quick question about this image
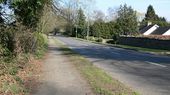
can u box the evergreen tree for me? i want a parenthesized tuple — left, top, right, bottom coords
(141, 5, 169, 27)
(77, 8, 86, 38)
(159, 17, 166, 22)
(116, 4, 138, 35)
(91, 21, 116, 39)
(0, 6, 3, 23)
(11, 0, 49, 29)
(145, 5, 159, 21)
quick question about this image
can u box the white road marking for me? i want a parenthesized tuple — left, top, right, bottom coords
(146, 61, 167, 68)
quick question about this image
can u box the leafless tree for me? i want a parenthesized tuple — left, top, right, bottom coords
(92, 10, 106, 22)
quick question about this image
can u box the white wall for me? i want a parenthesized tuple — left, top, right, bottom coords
(143, 25, 159, 35)
(163, 29, 170, 35)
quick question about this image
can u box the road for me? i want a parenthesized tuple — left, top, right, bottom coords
(56, 35, 170, 95)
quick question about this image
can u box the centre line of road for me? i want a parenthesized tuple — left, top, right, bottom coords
(145, 61, 167, 68)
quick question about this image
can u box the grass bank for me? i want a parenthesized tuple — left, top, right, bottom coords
(73, 37, 170, 56)
(115, 44, 170, 53)
(0, 34, 48, 95)
(53, 37, 139, 95)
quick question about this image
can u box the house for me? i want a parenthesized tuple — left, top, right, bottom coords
(139, 24, 159, 35)
(151, 27, 170, 35)
(140, 24, 170, 36)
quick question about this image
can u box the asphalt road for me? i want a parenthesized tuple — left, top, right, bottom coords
(55, 35, 170, 95)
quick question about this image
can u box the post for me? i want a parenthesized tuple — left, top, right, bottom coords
(76, 25, 78, 38)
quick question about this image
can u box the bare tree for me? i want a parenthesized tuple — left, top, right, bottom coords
(52, 0, 95, 36)
(107, 7, 118, 21)
(92, 10, 106, 22)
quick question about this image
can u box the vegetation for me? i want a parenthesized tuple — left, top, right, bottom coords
(0, 0, 51, 57)
(74, 8, 87, 38)
(141, 5, 170, 27)
(89, 4, 138, 43)
(0, 0, 56, 94)
(116, 44, 170, 53)
(116, 4, 139, 35)
(0, 0, 169, 94)
(91, 21, 115, 39)
(54, 38, 139, 95)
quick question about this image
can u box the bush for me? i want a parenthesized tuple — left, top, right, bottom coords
(88, 36, 96, 41)
(96, 37, 103, 42)
(112, 34, 120, 44)
(0, 26, 15, 56)
(106, 40, 115, 44)
(34, 33, 48, 58)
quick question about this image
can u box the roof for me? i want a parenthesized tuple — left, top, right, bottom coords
(139, 25, 155, 34)
(151, 27, 170, 35)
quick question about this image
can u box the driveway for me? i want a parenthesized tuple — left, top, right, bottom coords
(56, 35, 170, 95)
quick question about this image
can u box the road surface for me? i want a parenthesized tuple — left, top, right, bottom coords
(56, 35, 170, 95)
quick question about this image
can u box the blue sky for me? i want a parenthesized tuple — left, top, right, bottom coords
(95, 0, 170, 21)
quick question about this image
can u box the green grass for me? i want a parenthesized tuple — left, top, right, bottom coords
(53, 38, 140, 95)
(115, 44, 169, 53)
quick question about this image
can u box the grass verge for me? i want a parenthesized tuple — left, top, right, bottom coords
(115, 44, 169, 52)
(53, 37, 139, 95)
(0, 55, 43, 95)
(73, 37, 170, 56)
(0, 34, 48, 95)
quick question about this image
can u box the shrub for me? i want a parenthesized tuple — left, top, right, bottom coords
(112, 34, 120, 44)
(34, 33, 48, 58)
(106, 40, 115, 44)
(96, 37, 103, 42)
(88, 36, 96, 41)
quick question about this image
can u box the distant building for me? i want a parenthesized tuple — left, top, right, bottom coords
(140, 24, 170, 36)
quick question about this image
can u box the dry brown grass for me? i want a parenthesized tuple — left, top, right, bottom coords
(0, 55, 45, 95)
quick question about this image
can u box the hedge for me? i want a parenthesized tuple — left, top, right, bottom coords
(119, 36, 170, 50)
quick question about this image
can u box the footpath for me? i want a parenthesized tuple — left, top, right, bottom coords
(33, 37, 93, 95)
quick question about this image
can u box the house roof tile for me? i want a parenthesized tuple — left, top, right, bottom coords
(139, 25, 155, 34)
(151, 27, 170, 35)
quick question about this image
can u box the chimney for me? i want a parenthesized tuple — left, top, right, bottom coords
(147, 21, 152, 26)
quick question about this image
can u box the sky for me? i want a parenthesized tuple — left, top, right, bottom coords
(95, 0, 170, 21)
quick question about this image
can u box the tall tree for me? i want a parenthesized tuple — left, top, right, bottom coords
(145, 5, 159, 21)
(78, 8, 86, 29)
(0, 6, 3, 23)
(159, 17, 166, 22)
(93, 10, 105, 22)
(77, 8, 86, 38)
(141, 5, 169, 27)
(116, 4, 138, 35)
(11, 0, 50, 29)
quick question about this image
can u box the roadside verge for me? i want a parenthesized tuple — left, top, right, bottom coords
(53, 37, 139, 95)
(72, 37, 170, 56)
